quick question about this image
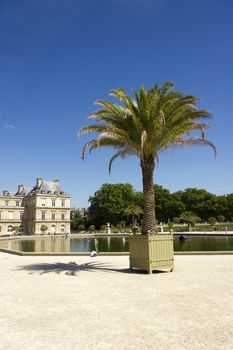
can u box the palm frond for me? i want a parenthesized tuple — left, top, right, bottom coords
(79, 81, 216, 166)
(108, 147, 134, 173)
(165, 137, 217, 157)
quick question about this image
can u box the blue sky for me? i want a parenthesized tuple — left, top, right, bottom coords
(0, 0, 233, 207)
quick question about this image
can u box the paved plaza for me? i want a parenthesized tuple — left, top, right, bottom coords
(1, 253, 233, 350)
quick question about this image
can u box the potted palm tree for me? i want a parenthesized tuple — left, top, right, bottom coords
(79, 81, 216, 273)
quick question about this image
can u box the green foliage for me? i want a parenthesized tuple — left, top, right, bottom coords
(71, 210, 85, 231)
(208, 217, 217, 226)
(217, 215, 225, 223)
(89, 225, 95, 232)
(174, 188, 218, 220)
(79, 82, 216, 234)
(172, 217, 180, 224)
(40, 224, 48, 233)
(179, 211, 200, 231)
(77, 224, 85, 231)
(124, 204, 143, 226)
(100, 224, 107, 232)
(88, 183, 142, 227)
(86, 182, 233, 227)
(224, 194, 233, 221)
(79, 82, 216, 170)
(167, 222, 174, 230)
(155, 185, 185, 222)
(111, 227, 120, 233)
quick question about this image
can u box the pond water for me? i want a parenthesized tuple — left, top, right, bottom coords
(0, 235, 233, 253)
(0, 236, 129, 253)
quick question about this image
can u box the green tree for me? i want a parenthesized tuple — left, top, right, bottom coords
(77, 224, 85, 231)
(208, 217, 217, 226)
(172, 217, 180, 224)
(40, 224, 48, 234)
(100, 224, 107, 233)
(225, 194, 233, 221)
(71, 211, 85, 231)
(174, 188, 218, 220)
(79, 82, 216, 234)
(88, 183, 140, 227)
(89, 225, 95, 232)
(217, 215, 225, 223)
(124, 204, 143, 226)
(179, 211, 200, 231)
(154, 185, 185, 222)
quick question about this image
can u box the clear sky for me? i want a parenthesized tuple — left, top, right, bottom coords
(0, 0, 233, 207)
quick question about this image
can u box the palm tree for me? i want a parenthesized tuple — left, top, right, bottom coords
(179, 211, 200, 231)
(79, 81, 216, 235)
(124, 204, 143, 227)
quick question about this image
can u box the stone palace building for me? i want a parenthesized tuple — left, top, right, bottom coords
(0, 178, 70, 235)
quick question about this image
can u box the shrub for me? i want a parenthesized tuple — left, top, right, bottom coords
(172, 217, 180, 224)
(217, 215, 225, 223)
(111, 227, 120, 233)
(78, 224, 85, 231)
(40, 224, 48, 234)
(100, 224, 107, 233)
(208, 217, 217, 226)
(89, 225, 95, 232)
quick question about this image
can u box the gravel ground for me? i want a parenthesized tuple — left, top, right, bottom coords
(0, 253, 233, 350)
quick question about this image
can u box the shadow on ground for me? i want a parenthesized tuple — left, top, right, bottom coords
(15, 261, 141, 276)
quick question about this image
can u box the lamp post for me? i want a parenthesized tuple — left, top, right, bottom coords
(106, 223, 111, 234)
(160, 222, 164, 233)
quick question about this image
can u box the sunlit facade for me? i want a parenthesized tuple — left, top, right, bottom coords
(0, 178, 70, 235)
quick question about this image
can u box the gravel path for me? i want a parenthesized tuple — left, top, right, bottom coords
(1, 253, 233, 350)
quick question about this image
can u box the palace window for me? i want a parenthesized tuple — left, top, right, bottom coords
(41, 199, 46, 207)
(41, 211, 46, 220)
(20, 212, 23, 220)
(61, 199, 65, 207)
(52, 199, 56, 207)
(7, 225, 13, 233)
(16, 201, 20, 207)
(52, 212, 56, 220)
(8, 212, 13, 220)
(61, 212, 65, 220)
(5, 201, 9, 207)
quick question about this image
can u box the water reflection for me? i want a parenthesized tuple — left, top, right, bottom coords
(174, 235, 233, 251)
(0, 236, 129, 253)
(1, 235, 233, 253)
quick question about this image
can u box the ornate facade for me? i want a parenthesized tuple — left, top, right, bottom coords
(0, 178, 70, 235)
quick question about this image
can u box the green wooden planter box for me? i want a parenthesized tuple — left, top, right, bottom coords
(129, 234, 174, 274)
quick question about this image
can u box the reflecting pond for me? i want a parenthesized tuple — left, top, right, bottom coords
(174, 235, 233, 251)
(0, 235, 233, 253)
(0, 236, 129, 253)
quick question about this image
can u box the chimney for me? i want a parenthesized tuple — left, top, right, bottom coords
(3, 190, 9, 196)
(36, 177, 43, 188)
(53, 179, 60, 185)
(18, 184, 24, 193)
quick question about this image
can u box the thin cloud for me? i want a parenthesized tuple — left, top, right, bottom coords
(4, 123, 16, 129)
(1, 117, 16, 129)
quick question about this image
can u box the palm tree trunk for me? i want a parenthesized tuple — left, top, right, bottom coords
(141, 159, 157, 234)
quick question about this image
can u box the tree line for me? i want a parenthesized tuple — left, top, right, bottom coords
(71, 183, 233, 230)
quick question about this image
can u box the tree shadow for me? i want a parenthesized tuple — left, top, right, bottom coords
(15, 260, 140, 276)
